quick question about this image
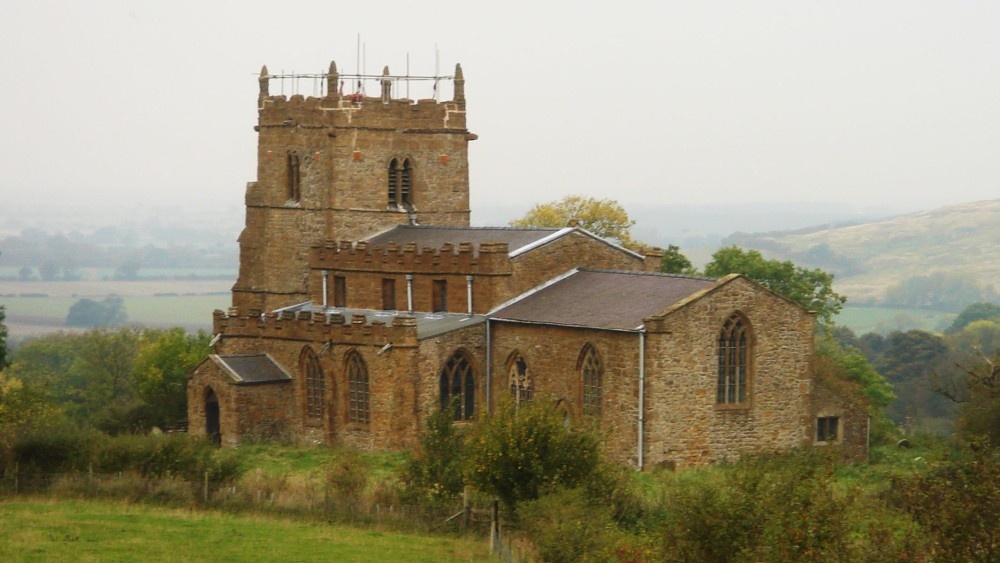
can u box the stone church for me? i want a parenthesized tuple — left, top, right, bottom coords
(187, 60, 867, 468)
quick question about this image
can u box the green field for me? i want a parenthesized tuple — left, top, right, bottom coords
(0, 499, 488, 562)
(1, 294, 229, 330)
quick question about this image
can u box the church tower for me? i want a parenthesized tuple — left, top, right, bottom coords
(232, 61, 476, 313)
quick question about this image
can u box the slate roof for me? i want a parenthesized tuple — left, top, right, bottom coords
(489, 269, 718, 331)
(213, 354, 292, 384)
(364, 225, 560, 255)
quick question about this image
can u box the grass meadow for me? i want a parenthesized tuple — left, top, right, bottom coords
(0, 498, 488, 562)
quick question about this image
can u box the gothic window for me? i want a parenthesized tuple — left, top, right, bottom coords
(346, 351, 370, 425)
(432, 279, 447, 313)
(507, 352, 532, 404)
(381, 278, 396, 310)
(302, 347, 324, 419)
(579, 344, 603, 417)
(717, 313, 751, 405)
(387, 157, 413, 210)
(439, 350, 475, 421)
(287, 152, 301, 202)
(332, 276, 347, 308)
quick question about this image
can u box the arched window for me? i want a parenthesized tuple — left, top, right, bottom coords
(346, 350, 370, 425)
(287, 152, 301, 202)
(717, 313, 751, 404)
(579, 344, 602, 417)
(507, 352, 532, 404)
(439, 350, 475, 420)
(302, 347, 324, 419)
(387, 157, 413, 210)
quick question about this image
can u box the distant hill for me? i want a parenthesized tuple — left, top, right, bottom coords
(722, 200, 1000, 304)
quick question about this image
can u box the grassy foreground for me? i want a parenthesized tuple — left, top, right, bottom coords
(0, 498, 488, 562)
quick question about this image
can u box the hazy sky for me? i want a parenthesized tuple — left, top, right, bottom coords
(3, 1, 998, 220)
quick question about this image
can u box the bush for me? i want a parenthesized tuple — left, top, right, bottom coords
(404, 404, 467, 506)
(465, 401, 600, 510)
(888, 442, 999, 561)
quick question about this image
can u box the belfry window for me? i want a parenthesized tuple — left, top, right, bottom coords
(580, 344, 603, 417)
(439, 350, 475, 421)
(302, 347, 324, 419)
(387, 158, 413, 210)
(287, 153, 301, 202)
(346, 351, 370, 425)
(717, 313, 751, 404)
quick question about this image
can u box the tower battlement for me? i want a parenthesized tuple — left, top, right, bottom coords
(212, 308, 420, 346)
(310, 240, 511, 275)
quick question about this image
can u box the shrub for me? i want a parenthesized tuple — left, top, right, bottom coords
(465, 401, 600, 510)
(888, 441, 999, 561)
(404, 404, 467, 506)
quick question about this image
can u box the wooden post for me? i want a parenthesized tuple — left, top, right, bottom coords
(13, 462, 18, 495)
(203, 471, 209, 503)
(489, 499, 500, 554)
(462, 486, 471, 532)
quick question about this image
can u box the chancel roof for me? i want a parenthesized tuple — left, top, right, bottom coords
(489, 269, 718, 331)
(213, 354, 293, 384)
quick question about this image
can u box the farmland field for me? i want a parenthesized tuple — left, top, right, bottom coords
(0, 499, 488, 562)
(0, 279, 232, 339)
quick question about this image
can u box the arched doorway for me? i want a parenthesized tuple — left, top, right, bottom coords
(205, 387, 221, 446)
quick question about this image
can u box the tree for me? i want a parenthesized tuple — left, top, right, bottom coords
(465, 401, 600, 509)
(509, 195, 636, 246)
(66, 295, 127, 327)
(660, 244, 696, 275)
(815, 334, 895, 412)
(703, 246, 846, 326)
(946, 302, 1000, 334)
(129, 328, 211, 428)
(0, 305, 8, 370)
(113, 257, 142, 280)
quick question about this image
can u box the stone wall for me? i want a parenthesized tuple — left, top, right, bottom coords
(489, 323, 643, 466)
(643, 277, 815, 468)
(811, 377, 870, 462)
(233, 63, 475, 313)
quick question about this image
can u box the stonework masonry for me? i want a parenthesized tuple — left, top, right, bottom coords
(188, 58, 868, 467)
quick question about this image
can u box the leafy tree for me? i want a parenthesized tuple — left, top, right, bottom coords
(0, 372, 60, 426)
(871, 330, 952, 427)
(659, 244, 696, 275)
(66, 295, 127, 327)
(129, 328, 211, 428)
(703, 246, 846, 326)
(815, 334, 895, 412)
(465, 401, 600, 510)
(946, 302, 1000, 334)
(509, 195, 636, 246)
(0, 305, 8, 370)
(38, 261, 60, 281)
(17, 266, 34, 281)
(114, 257, 142, 280)
(404, 402, 467, 505)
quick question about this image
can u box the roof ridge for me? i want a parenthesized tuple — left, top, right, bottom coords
(577, 267, 717, 282)
(395, 224, 560, 232)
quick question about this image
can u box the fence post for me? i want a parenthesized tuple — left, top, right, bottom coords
(203, 471, 209, 503)
(462, 486, 471, 532)
(88, 463, 93, 495)
(489, 499, 499, 555)
(14, 462, 18, 495)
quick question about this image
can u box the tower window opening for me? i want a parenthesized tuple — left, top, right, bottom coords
(287, 153, 301, 202)
(387, 158, 413, 210)
(388, 159, 399, 207)
(400, 159, 412, 207)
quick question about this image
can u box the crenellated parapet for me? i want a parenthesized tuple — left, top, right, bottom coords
(256, 61, 468, 132)
(309, 240, 513, 276)
(212, 308, 420, 347)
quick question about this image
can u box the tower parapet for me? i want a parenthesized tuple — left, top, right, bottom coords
(233, 59, 476, 314)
